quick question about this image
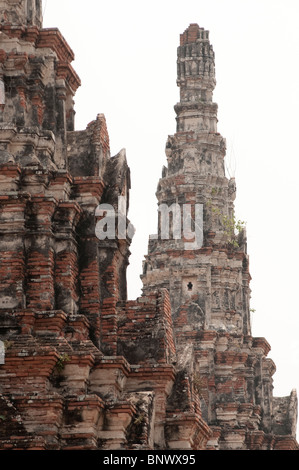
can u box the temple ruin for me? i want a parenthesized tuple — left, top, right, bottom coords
(0, 1, 297, 450)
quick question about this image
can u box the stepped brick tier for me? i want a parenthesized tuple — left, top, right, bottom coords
(0, 3, 297, 450)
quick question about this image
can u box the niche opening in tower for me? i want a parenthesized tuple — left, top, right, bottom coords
(187, 282, 193, 292)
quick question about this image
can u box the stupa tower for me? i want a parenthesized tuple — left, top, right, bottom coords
(141, 24, 298, 449)
(142, 23, 249, 337)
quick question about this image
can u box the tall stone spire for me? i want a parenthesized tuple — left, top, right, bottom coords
(141, 24, 298, 448)
(142, 23, 244, 335)
(0, 0, 43, 28)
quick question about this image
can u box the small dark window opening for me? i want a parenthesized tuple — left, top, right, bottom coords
(187, 282, 193, 291)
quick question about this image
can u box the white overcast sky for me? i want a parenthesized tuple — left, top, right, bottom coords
(44, 0, 299, 419)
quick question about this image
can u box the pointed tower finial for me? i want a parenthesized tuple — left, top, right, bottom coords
(175, 23, 217, 136)
(180, 23, 209, 46)
(0, 0, 43, 28)
(177, 23, 216, 106)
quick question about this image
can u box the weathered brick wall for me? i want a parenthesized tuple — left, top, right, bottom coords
(117, 290, 176, 366)
(0, 4, 214, 451)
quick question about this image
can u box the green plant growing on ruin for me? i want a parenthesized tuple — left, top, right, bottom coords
(55, 353, 70, 373)
(207, 200, 246, 248)
(133, 413, 146, 426)
(4, 340, 13, 351)
(221, 214, 246, 248)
